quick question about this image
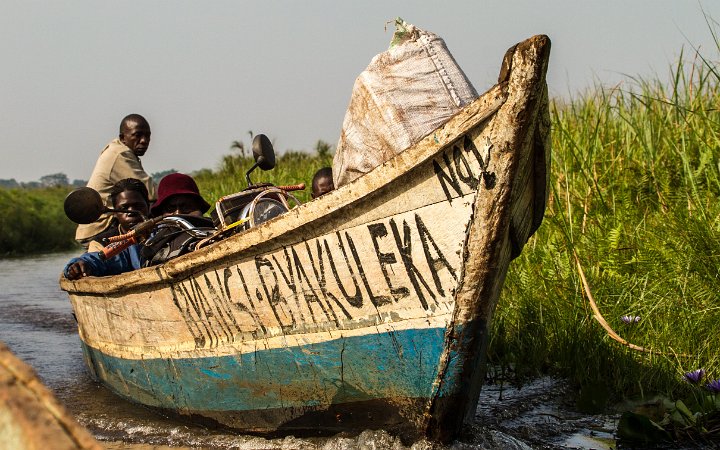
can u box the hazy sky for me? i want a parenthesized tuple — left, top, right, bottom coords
(2, 1, 718, 183)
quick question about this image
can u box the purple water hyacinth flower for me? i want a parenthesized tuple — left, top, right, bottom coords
(620, 315, 641, 324)
(684, 369, 706, 384)
(706, 379, 720, 394)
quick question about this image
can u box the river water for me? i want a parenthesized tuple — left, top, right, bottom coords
(0, 252, 617, 449)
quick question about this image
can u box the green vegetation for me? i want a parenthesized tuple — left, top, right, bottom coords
(488, 43, 720, 438)
(194, 140, 334, 204)
(0, 187, 77, 255)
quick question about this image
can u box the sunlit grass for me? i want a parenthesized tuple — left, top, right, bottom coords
(492, 44, 720, 403)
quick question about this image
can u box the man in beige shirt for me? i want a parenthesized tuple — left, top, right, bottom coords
(75, 114, 158, 247)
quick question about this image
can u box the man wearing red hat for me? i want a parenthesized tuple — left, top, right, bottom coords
(150, 172, 211, 218)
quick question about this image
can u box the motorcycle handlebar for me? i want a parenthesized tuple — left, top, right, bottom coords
(100, 236, 137, 260)
(276, 183, 305, 192)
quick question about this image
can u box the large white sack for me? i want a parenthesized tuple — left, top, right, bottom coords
(333, 19, 479, 187)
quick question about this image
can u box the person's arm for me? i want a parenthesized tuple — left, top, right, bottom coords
(63, 253, 107, 280)
(63, 245, 143, 279)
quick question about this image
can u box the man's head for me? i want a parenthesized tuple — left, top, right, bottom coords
(312, 167, 334, 199)
(151, 173, 211, 218)
(119, 114, 151, 157)
(109, 178, 150, 232)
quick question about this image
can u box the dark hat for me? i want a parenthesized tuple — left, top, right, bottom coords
(150, 173, 211, 216)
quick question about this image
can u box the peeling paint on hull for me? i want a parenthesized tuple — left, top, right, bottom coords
(81, 326, 448, 434)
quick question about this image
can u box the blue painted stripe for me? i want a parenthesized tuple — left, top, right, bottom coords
(82, 326, 450, 412)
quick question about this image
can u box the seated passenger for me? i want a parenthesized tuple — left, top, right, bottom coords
(64, 174, 214, 279)
(151, 172, 211, 218)
(88, 179, 151, 252)
(141, 173, 214, 266)
(64, 178, 151, 280)
(75, 114, 157, 249)
(311, 167, 335, 199)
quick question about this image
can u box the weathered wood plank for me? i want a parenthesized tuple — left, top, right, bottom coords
(423, 34, 551, 441)
(0, 342, 102, 450)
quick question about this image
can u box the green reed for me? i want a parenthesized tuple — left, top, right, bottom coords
(490, 47, 720, 403)
(0, 187, 77, 255)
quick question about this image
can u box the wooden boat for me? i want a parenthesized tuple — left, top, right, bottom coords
(60, 34, 551, 443)
(0, 342, 102, 449)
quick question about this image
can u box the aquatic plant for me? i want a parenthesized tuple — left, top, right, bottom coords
(706, 380, 720, 394)
(685, 369, 706, 384)
(620, 315, 641, 325)
(618, 374, 720, 445)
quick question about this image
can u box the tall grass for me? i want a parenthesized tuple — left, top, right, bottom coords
(0, 187, 77, 255)
(195, 146, 334, 204)
(491, 47, 720, 402)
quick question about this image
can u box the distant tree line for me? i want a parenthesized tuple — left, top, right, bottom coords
(0, 169, 179, 190)
(0, 173, 86, 190)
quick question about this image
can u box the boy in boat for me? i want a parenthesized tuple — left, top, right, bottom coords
(311, 167, 334, 199)
(75, 114, 157, 249)
(64, 178, 151, 280)
(87, 179, 151, 252)
(64, 173, 213, 279)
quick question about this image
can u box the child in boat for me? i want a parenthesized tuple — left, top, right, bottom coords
(64, 173, 214, 279)
(87, 179, 151, 252)
(64, 178, 150, 280)
(311, 167, 334, 199)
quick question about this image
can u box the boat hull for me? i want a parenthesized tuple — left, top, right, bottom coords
(81, 323, 451, 435)
(62, 34, 551, 442)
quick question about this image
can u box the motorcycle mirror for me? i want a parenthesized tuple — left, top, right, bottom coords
(64, 187, 105, 224)
(246, 134, 277, 186)
(64, 187, 149, 224)
(252, 134, 276, 171)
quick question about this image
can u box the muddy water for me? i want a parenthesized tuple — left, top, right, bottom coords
(0, 252, 617, 449)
